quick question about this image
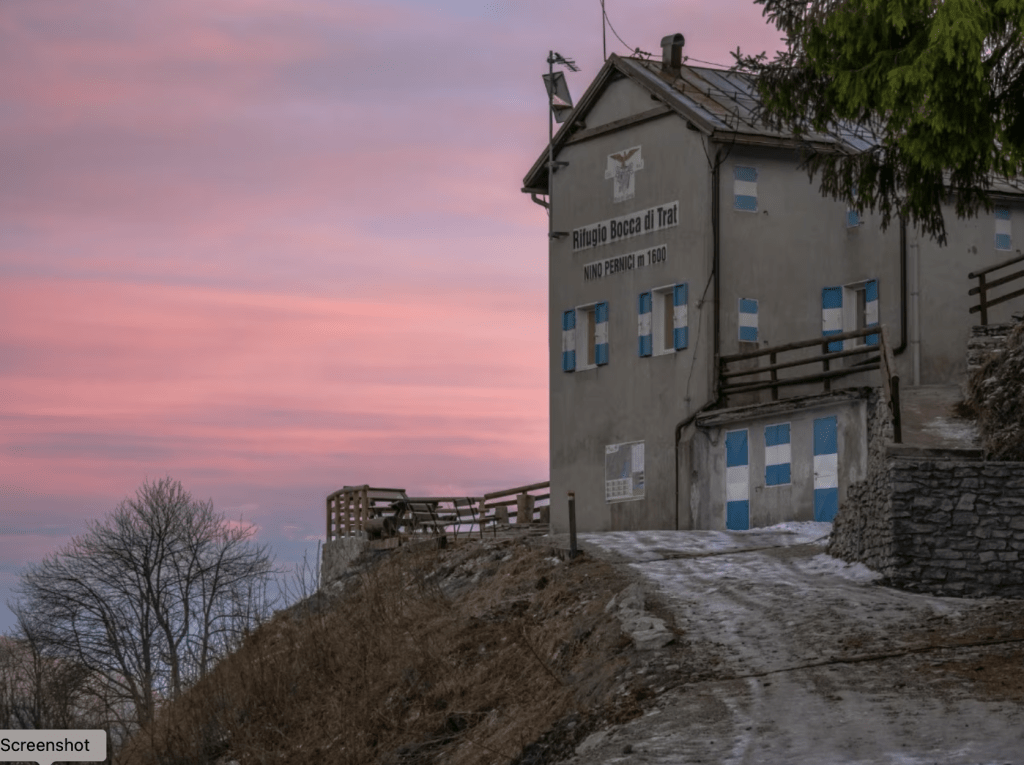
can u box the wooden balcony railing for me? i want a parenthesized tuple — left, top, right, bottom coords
(969, 251, 1024, 325)
(719, 324, 901, 442)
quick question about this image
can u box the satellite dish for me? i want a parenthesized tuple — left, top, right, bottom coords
(543, 71, 574, 123)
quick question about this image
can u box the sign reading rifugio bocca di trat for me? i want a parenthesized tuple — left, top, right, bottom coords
(571, 201, 679, 252)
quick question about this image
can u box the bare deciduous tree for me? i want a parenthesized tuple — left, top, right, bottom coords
(12, 477, 276, 729)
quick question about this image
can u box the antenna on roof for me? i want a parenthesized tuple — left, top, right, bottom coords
(543, 51, 580, 240)
(601, 0, 607, 61)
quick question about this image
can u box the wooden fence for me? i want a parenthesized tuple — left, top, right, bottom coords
(969, 251, 1024, 325)
(325, 482, 550, 543)
(720, 323, 901, 442)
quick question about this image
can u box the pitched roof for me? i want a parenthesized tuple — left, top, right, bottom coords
(522, 54, 879, 194)
(523, 53, 1024, 200)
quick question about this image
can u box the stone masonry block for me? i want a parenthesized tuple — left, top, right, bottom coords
(955, 493, 977, 511)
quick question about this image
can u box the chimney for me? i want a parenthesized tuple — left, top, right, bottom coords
(660, 33, 685, 74)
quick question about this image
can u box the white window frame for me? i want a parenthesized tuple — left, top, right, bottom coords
(575, 303, 598, 371)
(651, 284, 676, 356)
(842, 281, 871, 347)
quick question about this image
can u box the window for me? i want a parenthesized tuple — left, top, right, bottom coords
(564, 302, 608, 372)
(644, 283, 689, 356)
(996, 207, 1012, 251)
(734, 166, 757, 212)
(764, 423, 791, 486)
(739, 298, 758, 343)
(846, 187, 861, 228)
(822, 280, 878, 351)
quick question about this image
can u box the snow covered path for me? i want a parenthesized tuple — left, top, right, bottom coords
(563, 524, 1024, 765)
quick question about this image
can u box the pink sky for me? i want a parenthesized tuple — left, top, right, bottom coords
(0, 0, 784, 630)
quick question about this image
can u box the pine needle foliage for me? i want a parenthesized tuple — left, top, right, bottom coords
(733, 0, 1024, 244)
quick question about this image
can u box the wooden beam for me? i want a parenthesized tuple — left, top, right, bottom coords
(564, 105, 672, 146)
(721, 343, 877, 379)
(720, 362, 880, 396)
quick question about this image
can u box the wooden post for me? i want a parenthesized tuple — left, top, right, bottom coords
(516, 493, 535, 524)
(361, 486, 369, 533)
(978, 273, 989, 326)
(769, 351, 779, 401)
(822, 341, 831, 392)
(568, 491, 578, 560)
(891, 376, 902, 444)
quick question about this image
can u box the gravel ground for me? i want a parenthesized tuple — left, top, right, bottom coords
(555, 524, 1024, 765)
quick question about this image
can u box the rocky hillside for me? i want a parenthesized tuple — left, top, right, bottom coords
(116, 537, 686, 765)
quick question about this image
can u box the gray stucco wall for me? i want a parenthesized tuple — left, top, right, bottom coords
(541, 66, 1024, 534)
(548, 77, 713, 533)
(914, 210, 1024, 384)
(689, 390, 869, 530)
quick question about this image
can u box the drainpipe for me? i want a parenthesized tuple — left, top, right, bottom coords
(674, 401, 719, 531)
(895, 215, 908, 355)
(674, 148, 723, 531)
(911, 230, 922, 385)
(712, 147, 722, 393)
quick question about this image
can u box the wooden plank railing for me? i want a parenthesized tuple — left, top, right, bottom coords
(969, 251, 1024, 325)
(720, 326, 882, 400)
(479, 481, 551, 537)
(719, 324, 901, 443)
(326, 482, 551, 542)
(877, 324, 902, 443)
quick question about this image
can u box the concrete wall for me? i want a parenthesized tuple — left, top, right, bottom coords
(914, 208, 1024, 385)
(543, 64, 1024, 534)
(548, 76, 713, 533)
(689, 390, 869, 530)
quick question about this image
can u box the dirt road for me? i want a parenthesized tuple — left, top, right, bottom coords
(563, 524, 1024, 765)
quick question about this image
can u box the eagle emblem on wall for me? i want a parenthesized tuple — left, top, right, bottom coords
(605, 146, 644, 203)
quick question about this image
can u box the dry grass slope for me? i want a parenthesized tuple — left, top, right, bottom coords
(117, 538, 676, 765)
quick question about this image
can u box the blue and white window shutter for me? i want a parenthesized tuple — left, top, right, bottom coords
(865, 280, 879, 346)
(764, 423, 791, 486)
(725, 429, 750, 530)
(996, 207, 1012, 251)
(813, 416, 839, 522)
(638, 292, 652, 357)
(673, 283, 689, 350)
(738, 298, 758, 342)
(561, 309, 576, 372)
(822, 287, 843, 352)
(734, 166, 758, 212)
(595, 301, 609, 366)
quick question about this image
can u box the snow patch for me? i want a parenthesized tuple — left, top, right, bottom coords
(794, 553, 884, 583)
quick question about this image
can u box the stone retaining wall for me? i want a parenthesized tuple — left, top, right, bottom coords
(966, 323, 1015, 375)
(826, 389, 895, 572)
(829, 387, 1024, 598)
(320, 535, 369, 585)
